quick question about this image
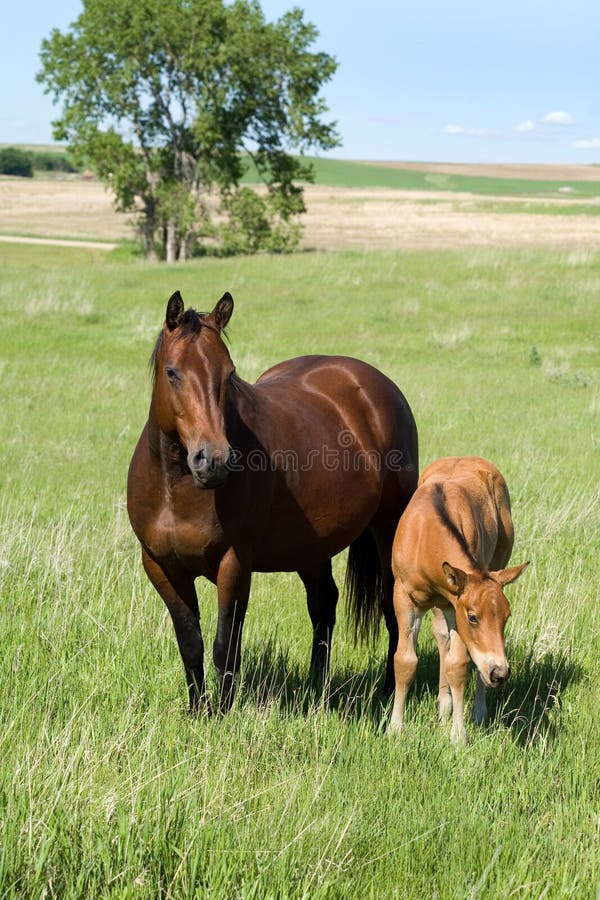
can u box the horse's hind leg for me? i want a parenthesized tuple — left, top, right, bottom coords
(481, 481, 513, 725)
(490, 474, 514, 571)
(142, 549, 208, 714)
(369, 521, 399, 697)
(381, 572, 398, 697)
(299, 562, 339, 685)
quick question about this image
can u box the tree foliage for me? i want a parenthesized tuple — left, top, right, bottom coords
(0, 148, 34, 177)
(38, 0, 339, 260)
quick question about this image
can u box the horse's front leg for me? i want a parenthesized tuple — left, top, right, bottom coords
(213, 549, 251, 713)
(440, 606, 470, 745)
(142, 548, 209, 714)
(390, 581, 423, 733)
(435, 607, 487, 726)
(432, 606, 453, 722)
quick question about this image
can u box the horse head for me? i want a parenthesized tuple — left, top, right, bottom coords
(151, 290, 235, 488)
(442, 561, 529, 687)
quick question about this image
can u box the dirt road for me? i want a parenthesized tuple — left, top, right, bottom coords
(0, 235, 118, 250)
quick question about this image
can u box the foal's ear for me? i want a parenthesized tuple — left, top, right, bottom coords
(211, 292, 234, 331)
(491, 561, 529, 587)
(442, 562, 467, 595)
(166, 291, 184, 331)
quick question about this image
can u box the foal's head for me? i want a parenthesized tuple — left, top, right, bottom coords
(151, 290, 235, 488)
(442, 561, 529, 687)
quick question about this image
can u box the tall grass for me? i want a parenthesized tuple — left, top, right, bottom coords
(0, 246, 598, 897)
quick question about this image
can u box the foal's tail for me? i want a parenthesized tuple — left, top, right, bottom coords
(345, 528, 384, 645)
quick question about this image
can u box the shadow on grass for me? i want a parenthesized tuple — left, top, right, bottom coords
(239, 638, 441, 728)
(239, 637, 379, 724)
(238, 635, 584, 747)
(493, 646, 585, 748)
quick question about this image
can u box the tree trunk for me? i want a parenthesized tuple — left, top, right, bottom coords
(166, 219, 177, 264)
(178, 231, 192, 261)
(140, 195, 158, 260)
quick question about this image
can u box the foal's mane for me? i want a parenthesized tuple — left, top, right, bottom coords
(149, 308, 228, 380)
(432, 482, 482, 572)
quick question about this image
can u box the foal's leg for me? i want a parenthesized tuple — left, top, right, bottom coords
(299, 562, 339, 685)
(390, 581, 423, 733)
(213, 549, 251, 713)
(432, 606, 453, 722)
(440, 606, 470, 745)
(142, 549, 209, 714)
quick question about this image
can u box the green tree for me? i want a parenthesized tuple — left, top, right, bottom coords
(0, 148, 33, 177)
(37, 0, 339, 261)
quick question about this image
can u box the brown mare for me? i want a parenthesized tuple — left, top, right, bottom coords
(390, 457, 528, 743)
(127, 291, 418, 712)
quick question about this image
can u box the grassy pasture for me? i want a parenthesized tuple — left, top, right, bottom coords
(243, 155, 600, 199)
(0, 244, 598, 897)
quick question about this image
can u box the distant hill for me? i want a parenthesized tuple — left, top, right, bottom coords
(5, 144, 599, 198)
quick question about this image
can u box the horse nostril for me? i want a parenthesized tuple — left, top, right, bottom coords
(188, 444, 231, 486)
(189, 447, 208, 473)
(489, 666, 508, 686)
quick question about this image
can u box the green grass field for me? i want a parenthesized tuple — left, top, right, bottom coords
(0, 244, 598, 897)
(243, 155, 600, 199)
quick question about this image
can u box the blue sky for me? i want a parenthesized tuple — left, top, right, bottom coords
(1, 0, 598, 163)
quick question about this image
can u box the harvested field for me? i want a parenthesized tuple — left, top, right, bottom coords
(0, 176, 132, 242)
(301, 186, 600, 250)
(358, 160, 600, 182)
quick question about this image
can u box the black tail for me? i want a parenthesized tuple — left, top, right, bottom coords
(345, 528, 384, 645)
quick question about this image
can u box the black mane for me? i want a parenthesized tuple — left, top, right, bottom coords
(432, 482, 481, 571)
(149, 308, 209, 376)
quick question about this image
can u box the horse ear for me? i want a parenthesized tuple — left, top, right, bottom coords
(491, 561, 529, 586)
(212, 292, 234, 331)
(166, 291, 184, 331)
(442, 562, 467, 595)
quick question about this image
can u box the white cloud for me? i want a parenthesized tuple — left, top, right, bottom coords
(543, 111, 576, 126)
(515, 120, 536, 133)
(442, 123, 465, 135)
(572, 138, 600, 149)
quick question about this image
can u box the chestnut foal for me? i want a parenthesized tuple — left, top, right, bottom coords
(390, 457, 528, 743)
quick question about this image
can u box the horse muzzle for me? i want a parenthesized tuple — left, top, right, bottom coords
(187, 443, 232, 489)
(485, 662, 510, 688)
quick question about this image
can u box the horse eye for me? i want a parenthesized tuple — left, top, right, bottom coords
(165, 366, 181, 383)
(467, 613, 478, 626)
